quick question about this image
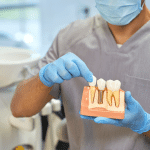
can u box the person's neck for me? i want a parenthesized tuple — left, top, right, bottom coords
(107, 3, 150, 45)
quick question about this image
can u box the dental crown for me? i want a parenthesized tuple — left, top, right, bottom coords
(88, 75, 121, 107)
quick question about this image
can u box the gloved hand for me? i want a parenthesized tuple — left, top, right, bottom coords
(39, 52, 93, 87)
(80, 91, 150, 134)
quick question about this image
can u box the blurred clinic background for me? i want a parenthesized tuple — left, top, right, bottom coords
(0, 0, 102, 57)
(1, 0, 150, 150)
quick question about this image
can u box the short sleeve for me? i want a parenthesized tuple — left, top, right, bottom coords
(25, 34, 61, 99)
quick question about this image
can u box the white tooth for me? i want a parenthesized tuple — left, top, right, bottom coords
(88, 75, 97, 86)
(106, 80, 121, 92)
(106, 80, 121, 107)
(106, 80, 114, 91)
(97, 78, 106, 90)
(114, 80, 121, 91)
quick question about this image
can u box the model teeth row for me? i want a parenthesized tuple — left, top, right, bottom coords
(88, 75, 121, 92)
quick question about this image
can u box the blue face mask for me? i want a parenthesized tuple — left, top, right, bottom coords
(95, 0, 145, 26)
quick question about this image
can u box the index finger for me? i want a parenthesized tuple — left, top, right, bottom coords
(73, 58, 93, 82)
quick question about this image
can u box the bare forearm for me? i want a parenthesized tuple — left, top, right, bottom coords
(10, 73, 54, 117)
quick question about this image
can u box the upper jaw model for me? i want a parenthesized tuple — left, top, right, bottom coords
(88, 76, 121, 107)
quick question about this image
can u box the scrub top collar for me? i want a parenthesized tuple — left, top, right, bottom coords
(95, 14, 150, 54)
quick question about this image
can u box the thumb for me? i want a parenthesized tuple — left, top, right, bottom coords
(125, 91, 136, 110)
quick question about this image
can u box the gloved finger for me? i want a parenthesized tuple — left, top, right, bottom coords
(94, 117, 121, 126)
(125, 91, 138, 111)
(44, 63, 64, 84)
(73, 59, 93, 83)
(53, 59, 72, 81)
(65, 59, 80, 78)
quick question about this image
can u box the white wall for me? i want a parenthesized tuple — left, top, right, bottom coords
(146, 0, 150, 9)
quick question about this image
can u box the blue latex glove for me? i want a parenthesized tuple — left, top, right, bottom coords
(80, 91, 150, 134)
(39, 52, 93, 87)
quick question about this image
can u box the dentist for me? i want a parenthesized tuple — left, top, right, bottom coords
(11, 0, 150, 149)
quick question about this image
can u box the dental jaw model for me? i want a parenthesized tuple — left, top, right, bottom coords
(80, 76, 125, 119)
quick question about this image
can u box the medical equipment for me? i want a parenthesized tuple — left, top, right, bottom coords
(43, 100, 69, 150)
(0, 82, 68, 150)
(0, 47, 41, 88)
(0, 83, 42, 150)
(9, 98, 65, 150)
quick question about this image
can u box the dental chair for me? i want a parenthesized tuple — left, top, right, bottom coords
(8, 98, 69, 150)
(43, 99, 69, 150)
(0, 85, 42, 150)
(9, 113, 42, 150)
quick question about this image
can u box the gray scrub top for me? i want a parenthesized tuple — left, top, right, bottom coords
(26, 14, 150, 150)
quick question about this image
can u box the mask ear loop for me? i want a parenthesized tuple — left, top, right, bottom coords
(141, 0, 145, 9)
